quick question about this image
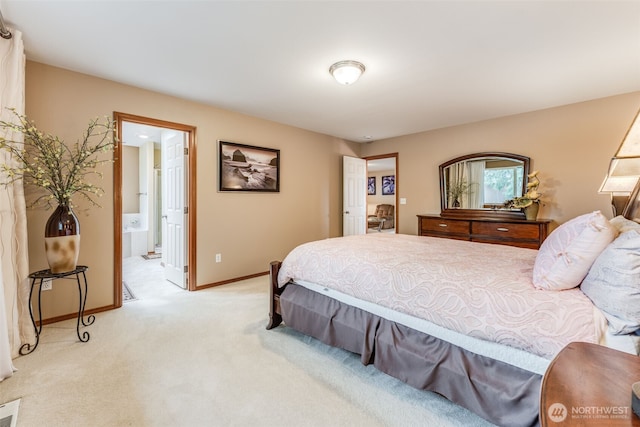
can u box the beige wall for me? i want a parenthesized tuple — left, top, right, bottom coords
(361, 92, 640, 235)
(23, 60, 640, 320)
(25, 61, 359, 319)
(122, 145, 139, 214)
(154, 147, 161, 168)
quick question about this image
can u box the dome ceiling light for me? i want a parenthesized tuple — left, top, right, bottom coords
(329, 60, 365, 85)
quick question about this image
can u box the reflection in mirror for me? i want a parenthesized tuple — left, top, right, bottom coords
(440, 152, 530, 218)
(444, 158, 524, 208)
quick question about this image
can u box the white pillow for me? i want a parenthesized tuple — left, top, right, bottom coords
(581, 230, 640, 334)
(610, 215, 640, 233)
(532, 211, 617, 290)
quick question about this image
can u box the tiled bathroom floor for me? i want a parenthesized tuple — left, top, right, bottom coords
(122, 255, 184, 301)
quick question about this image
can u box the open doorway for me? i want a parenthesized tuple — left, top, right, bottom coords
(365, 154, 398, 233)
(113, 112, 197, 306)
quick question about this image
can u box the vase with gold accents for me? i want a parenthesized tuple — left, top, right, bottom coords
(524, 203, 540, 221)
(44, 204, 80, 273)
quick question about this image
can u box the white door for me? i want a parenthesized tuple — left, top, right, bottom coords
(343, 156, 367, 236)
(162, 130, 187, 288)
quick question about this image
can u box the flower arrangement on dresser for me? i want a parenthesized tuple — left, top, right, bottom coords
(447, 179, 472, 208)
(504, 170, 543, 219)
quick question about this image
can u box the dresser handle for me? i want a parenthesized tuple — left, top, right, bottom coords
(438, 223, 448, 228)
(496, 227, 509, 232)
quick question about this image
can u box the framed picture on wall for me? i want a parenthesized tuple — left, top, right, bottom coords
(368, 177, 376, 195)
(218, 140, 280, 192)
(382, 175, 395, 195)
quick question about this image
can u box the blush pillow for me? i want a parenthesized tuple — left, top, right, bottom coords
(532, 211, 617, 290)
(581, 230, 640, 334)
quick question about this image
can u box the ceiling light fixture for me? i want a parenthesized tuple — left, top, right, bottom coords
(329, 60, 365, 85)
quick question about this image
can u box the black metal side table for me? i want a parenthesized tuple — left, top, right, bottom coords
(20, 265, 95, 355)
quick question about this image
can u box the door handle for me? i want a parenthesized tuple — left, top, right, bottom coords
(345, 211, 350, 214)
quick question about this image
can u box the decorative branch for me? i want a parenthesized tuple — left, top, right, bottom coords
(0, 108, 117, 210)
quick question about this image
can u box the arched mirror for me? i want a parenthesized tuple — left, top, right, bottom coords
(440, 152, 530, 219)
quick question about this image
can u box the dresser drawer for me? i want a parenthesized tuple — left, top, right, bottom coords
(421, 218, 470, 235)
(418, 214, 549, 249)
(471, 221, 541, 240)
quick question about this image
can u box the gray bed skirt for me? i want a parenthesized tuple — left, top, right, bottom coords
(279, 283, 541, 427)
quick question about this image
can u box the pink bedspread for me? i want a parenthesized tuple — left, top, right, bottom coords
(278, 234, 604, 359)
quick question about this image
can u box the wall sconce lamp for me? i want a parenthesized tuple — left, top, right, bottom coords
(599, 108, 640, 216)
(329, 60, 365, 85)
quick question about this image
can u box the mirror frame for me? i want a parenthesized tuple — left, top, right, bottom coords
(439, 152, 530, 219)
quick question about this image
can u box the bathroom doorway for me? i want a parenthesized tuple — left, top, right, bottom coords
(113, 112, 197, 306)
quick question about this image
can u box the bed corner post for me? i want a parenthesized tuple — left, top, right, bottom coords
(266, 261, 284, 330)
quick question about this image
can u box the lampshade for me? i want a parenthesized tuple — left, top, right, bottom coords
(616, 109, 640, 157)
(329, 60, 365, 85)
(599, 109, 640, 195)
(599, 174, 640, 194)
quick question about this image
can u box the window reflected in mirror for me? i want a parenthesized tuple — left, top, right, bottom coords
(475, 160, 524, 206)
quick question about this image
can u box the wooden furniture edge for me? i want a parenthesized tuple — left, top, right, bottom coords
(266, 260, 284, 330)
(540, 342, 640, 426)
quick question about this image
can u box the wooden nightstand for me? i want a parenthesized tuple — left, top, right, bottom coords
(540, 342, 640, 426)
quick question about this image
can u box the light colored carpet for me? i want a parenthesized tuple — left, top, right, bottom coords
(3, 275, 494, 427)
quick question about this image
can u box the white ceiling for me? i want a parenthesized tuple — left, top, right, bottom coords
(121, 121, 165, 147)
(367, 157, 395, 172)
(1, 1, 639, 142)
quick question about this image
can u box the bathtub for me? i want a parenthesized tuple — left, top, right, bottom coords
(122, 213, 148, 258)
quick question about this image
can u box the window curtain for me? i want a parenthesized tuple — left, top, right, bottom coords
(449, 161, 468, 208)
(0, 29, 32, 382)
(467, 160, 485, 209)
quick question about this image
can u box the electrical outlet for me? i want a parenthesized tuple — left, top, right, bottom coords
(215, 253, 222, 263)
(41, 279, 53, 291)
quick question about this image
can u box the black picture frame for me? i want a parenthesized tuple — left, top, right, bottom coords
(218, 140, 280, 192)
(382, 175, 395, 195)
(368, 177, 376, 195)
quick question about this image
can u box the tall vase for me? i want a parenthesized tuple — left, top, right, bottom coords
(524, 203, 540, 221)
(45, 204, 80, 273)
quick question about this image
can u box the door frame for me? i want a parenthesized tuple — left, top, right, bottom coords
(113, 112, 197, 307)
(364, 152, 399, 232)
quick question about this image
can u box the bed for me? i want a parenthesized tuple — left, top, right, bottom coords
(266, 208, 640, 427)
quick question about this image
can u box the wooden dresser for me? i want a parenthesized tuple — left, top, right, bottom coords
(417, 214, 551, 249)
